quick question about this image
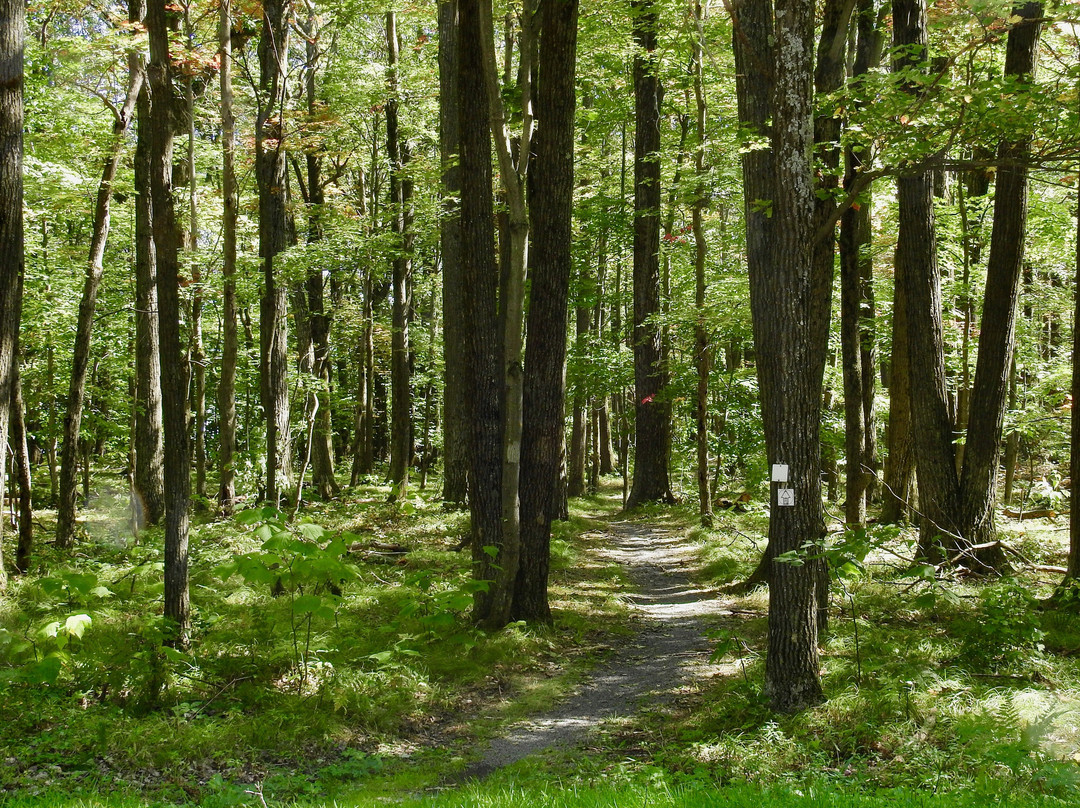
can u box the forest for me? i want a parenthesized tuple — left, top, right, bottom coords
(2, 0, 1080, 805)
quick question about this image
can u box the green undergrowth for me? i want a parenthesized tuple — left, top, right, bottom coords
(0, 480, 631, 804)
(631, 503, 1080, 799)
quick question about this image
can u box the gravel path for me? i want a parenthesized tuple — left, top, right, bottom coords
(459, 519, 736, 780)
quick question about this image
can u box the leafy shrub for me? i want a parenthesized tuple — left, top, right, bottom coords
(960, 579, 1044, 670)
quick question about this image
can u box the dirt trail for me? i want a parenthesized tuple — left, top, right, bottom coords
(460, 518, 739, 779)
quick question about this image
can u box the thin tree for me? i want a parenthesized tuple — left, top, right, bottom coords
(387, 10, 414, 502)
(840, 0, 885, 526)
(217, 0, 239, 514)
(691, 0, 712, 528)
(56, 31, 144, 548)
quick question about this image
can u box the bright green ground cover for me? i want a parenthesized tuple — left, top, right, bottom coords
(3, 479, 1080, 806)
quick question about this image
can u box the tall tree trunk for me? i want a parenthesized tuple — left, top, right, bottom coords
(217, 0, 238, 514)
(1070, 147, 1080, 578)
(475, 0, 535, 628)
(734, 0, 825, 712)
(299, 6, 338, 501)
(515, 0, 579, 624)
(958, 3, 1042, 560)
(757, 0, 827, 713)
(894, 0, 963, 561)
(387, 10, 413, 502)
(258, 0, 292, 507)
(56, 52, 143, 548)
(839, 0, 882, 526)
(691, 0, 712, 528)
(147, 0, 191, 646)
(184, 6, 206, 506)
(459, 0, 504, 623)
(0, 0, 22, 584)
(626, 0, 673, 508)
(131, 0, 164, 530)
(440, 0, 469, 509)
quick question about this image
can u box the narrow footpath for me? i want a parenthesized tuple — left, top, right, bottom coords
(461, 519, 740, 779)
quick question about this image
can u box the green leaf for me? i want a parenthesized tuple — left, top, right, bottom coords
(25, 655, 64, 685)
(64, 614, 92, 639)
(293, 594, 324, 615)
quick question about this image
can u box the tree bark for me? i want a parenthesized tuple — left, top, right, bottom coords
(894, 0, 964, 561)
(459, 0, 504, 623)
(258, 0, 292, 507)
(0, 0, 22, 583)
(56, 46, 143, 548)
(958, 3, 1042, 559)
(515, 0, 579, 624)
(387, 10, 413, 502)
(12, 356, 32, 574)
(758, 0, 827, 713)
(217, 0, 239, 514)
(838, 0, 882, 526)
(626, 0, 673, 508)
(691, 0, 712, 529)
(147, 0, 190, 646)
(439, 0, 469, 509)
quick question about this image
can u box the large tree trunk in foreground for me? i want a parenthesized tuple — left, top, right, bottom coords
(459, 0, 503, 623)
(147, 0, 190, 647)
(958, 3, 1042, 561)
(0, 0, 21, 587)
(626, 0, 673, 508)
(515, 0, 579, 624)
(757, 0, 827, 714)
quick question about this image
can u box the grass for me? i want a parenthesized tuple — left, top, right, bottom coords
(0, 478, 632, 805)
(5, 477, 1080, 806)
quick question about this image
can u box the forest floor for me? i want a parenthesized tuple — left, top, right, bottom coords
(454, 516, 742, 781)
(5, 479, 1080, 807)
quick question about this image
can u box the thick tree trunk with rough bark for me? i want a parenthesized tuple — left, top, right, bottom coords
(515, 0, 579, 624)
(0, 1, 21, 584)
(147, 0, 190, 646)
(459, 0, 504, 623)
(258, 0, 292, 507)
(626, 0, 673, 508)
(757, 0, 827, 714)
(958, 3, 1042, 557)
(894, 0, 964, 561)
(439, 0, 469, 509)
